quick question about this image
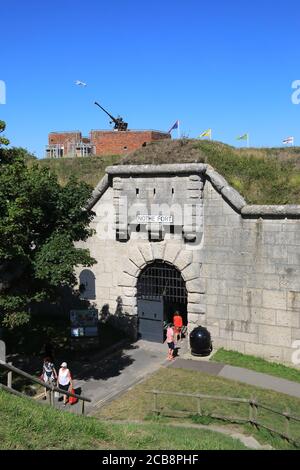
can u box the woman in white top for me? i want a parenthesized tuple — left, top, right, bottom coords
(57, 362, 73, 406)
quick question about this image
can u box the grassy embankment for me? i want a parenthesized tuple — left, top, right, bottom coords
(97, 367, 300, 450)
(35, 153, 120, 187)
(0, 389, 247, 450)
(212, 348, 300, 384)
(36, 139, 300, 205)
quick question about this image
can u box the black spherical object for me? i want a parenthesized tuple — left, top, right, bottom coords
(189, 326, 212, 356)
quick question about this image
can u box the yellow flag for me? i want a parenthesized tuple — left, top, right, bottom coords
(199, 129, 212, 138)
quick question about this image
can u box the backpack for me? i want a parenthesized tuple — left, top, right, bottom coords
(43, 362, 54, 378)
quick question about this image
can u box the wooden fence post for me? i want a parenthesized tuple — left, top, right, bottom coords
(249, 398, 253, 423)
(284, 408, 290, 441)
(153, 391, 158, 415)
(81, 400, 85, 416)
(197, 396, 202, 416)
(7, 362, 12, 388)
(250, 396, 258, 428)
(253, 397, 258, 428)
(48, 389, 52, 406)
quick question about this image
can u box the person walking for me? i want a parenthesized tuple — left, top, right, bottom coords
(57, 362, 73, 406)
(173, 311, 183, 343)
(41, 357, 57, 400)
(166, 323, 175, 361)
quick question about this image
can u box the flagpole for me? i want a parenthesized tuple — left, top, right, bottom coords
(247, 133, 250, 148)
(178, 121, 180, 139)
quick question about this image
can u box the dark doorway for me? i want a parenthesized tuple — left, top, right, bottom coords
(137, 261, 187, 343)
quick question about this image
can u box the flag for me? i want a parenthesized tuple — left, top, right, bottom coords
(75, 80, 87, 87)
(168, 120, 179, 133)
(236, 133, 249, 141)
(283, 136, 294, 145)
(199, 129, 212, 138)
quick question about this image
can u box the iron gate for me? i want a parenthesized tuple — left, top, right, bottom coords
(137, 261, 187, 302)
(137, 261, 187, 342)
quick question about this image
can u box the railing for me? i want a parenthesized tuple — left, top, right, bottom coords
(0, 360, 91, 415)
(149, 389, 300, 447)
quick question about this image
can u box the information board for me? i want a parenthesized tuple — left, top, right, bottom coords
(70, 309, 98, 338)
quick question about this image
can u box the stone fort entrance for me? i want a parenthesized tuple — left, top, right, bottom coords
(137, 261, 187, 343)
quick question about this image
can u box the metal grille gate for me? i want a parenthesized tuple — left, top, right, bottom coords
(137, 261, 187, 303)
(137, 261, 187, 343)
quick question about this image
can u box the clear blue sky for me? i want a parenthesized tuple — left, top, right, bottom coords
(1, 0, 300, 157)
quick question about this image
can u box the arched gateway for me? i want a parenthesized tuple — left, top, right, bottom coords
(137, 260, 187, 343)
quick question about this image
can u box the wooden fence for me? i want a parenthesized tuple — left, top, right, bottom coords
(0, 360, 91, 415)
(149, 389, 300, 447)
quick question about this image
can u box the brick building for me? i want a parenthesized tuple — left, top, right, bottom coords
(46, 130, 170, 158)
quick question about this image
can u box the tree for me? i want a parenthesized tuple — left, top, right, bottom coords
(0, 122, 96, 328)
(0, 120, 9, 146)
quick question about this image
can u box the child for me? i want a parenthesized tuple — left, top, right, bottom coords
(166, 324, 175, 360)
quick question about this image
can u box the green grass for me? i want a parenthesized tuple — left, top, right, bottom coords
(97, 367, 300, 449)
(0, 390, 248, 450)
(197, 141, 300, 205)
(212, 348, 300, 384)
(123, 139, 300, 204)
(34, 154, 121, 187)
(35, 139, 300, 204)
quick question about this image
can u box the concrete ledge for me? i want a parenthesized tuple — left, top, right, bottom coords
(206, 169, 228, 192)
(88, 164, 300, 220)
(106, 163, 208, 176)
(221, 186, 246, 212)
(86, 174, 110, 210)
(207, 167, 300, 218)
(241, 205, 300, 217)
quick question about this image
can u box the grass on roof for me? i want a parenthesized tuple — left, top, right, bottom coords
(35, 154, 120, 187)
(35, 139, 300, 205)
(121, 139, 300, 205)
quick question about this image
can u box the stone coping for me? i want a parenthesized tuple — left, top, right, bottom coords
(86, 163, 300, 219)
(106, 163, 207, 175)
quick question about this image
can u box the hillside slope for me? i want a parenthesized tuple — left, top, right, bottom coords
(0, 390, 247, 450)
(36, 140, 300, 205)
(36, 154, 120, 187)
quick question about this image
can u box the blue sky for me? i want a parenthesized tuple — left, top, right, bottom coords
(1, 0, 300, 157)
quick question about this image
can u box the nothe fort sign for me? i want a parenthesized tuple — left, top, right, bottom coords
(136, 215, 174, 224)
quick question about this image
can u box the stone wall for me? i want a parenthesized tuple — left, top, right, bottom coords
(201, 179, 300, 364)
(77, 163, 300, 365)
(78, 177, 204, 339)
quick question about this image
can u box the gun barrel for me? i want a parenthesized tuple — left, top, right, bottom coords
(94, 101, 117, 123)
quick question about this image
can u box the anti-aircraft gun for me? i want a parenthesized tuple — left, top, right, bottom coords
(94, 101, 128, 131)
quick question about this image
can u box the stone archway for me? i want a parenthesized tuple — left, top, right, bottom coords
(118, 242, 206, 331)
(136, 260, 188, 342)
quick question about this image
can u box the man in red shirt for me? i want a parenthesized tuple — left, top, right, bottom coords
(173, 311, 183, 343)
